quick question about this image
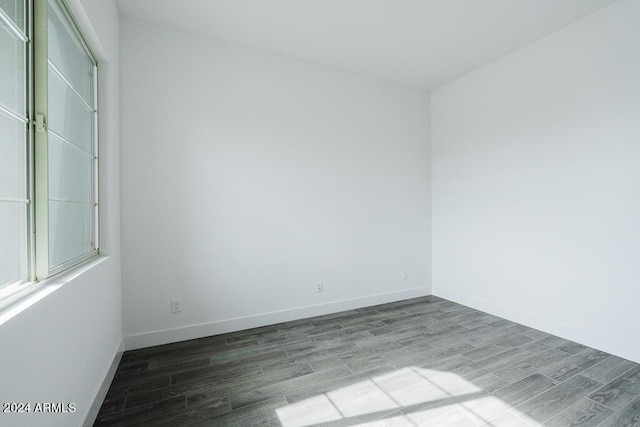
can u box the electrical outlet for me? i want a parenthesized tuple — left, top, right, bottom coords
(316, 281, 323, 293)
(401, 271, 408, 280)
(171, 298, 182, 313)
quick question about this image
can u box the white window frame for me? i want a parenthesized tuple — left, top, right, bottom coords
(0, 0, 99, 300)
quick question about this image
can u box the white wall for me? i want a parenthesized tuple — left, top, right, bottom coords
(432, 0, 640, 362)
(0, 1, 121, 426)
(120, 19, 431, 349)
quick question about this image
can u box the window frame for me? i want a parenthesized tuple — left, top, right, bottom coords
(0, 0, 99, 300)
(34, 0, 100, 280)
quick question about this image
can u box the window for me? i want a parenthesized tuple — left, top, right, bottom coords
(0, 0, 98, 300)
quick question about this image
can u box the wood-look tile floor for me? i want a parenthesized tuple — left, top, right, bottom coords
(95, 296, 640, 426)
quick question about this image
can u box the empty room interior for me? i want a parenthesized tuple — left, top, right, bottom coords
(1, 0, 639, 426)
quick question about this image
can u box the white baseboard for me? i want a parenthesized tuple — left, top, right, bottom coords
(124, 287, 430, 350)
(433, 287, 640, 364)
(83, 339, 124, 427)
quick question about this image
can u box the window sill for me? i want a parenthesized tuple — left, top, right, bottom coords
(0, 255, 109, 326)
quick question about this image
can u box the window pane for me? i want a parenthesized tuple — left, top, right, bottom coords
(47, 2, 92, 105)
(48, 67, 93, 154)
(47, 0, 96, 270)
(0, 111, 27, 200)
(0, 202, 27, 286)
(0, 1, 27, 293)
(0, 18, 26, 117)
(48, 131, 92, 202)
(0, 0, 25, 33)
(49, 200, 92, 268)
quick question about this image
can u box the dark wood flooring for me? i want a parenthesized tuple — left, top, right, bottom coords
(95, 296, 640, 426)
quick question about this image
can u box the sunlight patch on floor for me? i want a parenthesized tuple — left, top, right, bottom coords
(275, 366, 524, 427)
(405, 396, 544, 426)
(276, 394, 344, 426)
(372, 367, 483, 407)
(327, 378, 399, 417)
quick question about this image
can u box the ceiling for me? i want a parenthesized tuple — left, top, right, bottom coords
(116, 0, 619, 89)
